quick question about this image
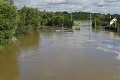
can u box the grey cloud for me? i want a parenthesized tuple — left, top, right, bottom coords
(44, 0, 65, 4)
(93, 0, 120, 9)
(105, 0, 120, 2)
(14, 0, 120, 14)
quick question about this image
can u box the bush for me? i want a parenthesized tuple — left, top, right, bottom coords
(0, 2, 18, 46)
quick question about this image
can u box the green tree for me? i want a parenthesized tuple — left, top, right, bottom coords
(51, 16, 64, 27)
(64, 20, 74, 28)
(41, 12, 53, 26)
(44, 12, 74, 28)
(0, 0, 4, 2)
(16, 6, 40, 35)
(0, 2, 18, 48)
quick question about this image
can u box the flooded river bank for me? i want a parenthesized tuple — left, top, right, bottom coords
(1, 23, 120, 80)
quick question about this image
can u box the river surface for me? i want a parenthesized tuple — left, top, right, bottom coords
(1, 23, 120, 80)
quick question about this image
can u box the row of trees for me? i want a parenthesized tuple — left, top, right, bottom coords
(0, 0, 74, 49)
(40, 12, 74, 28)
(0, 0, 18, 49)
(92, 13, 120, 28)
(16, 6, 40, 35)
(72, 11, 90, 20)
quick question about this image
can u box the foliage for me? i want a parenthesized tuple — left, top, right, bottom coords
(41, 12, 54, 26)
(64, 18, 74, 28)
(116, 23, 120, 28)
(0, 1, 18, 46)
(51, 16, 64, 27)
(16, 6, 40, 35)
(72, 11, 90, 20)
(41, 11, 74, 28)
(92, 13, 120, 28)
(4, 0, 14, 5)
(0, 0, 4, 3)
(37, 11, 74, 29)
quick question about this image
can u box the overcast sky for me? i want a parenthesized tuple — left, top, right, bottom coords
(14, 0, 120, 14)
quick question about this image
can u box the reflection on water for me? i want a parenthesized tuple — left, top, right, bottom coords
(17, 30, 40, 48)
(0, 25, 120, 80)
(0, 45, 19, 80)
(0, 31, 40, 80)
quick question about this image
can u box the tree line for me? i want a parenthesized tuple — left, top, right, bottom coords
(0, 0, 74, 49)
(71, 11, 120, 28)
(92, 13, 120, 29)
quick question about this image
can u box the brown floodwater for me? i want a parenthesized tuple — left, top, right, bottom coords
(0, 24, 120, 80)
